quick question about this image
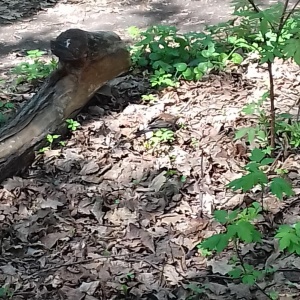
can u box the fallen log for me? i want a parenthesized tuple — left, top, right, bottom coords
(0, 29, 131, 183)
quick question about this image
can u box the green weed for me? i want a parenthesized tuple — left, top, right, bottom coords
(66, 119, 80, 131)
(12, 49, 57, 84)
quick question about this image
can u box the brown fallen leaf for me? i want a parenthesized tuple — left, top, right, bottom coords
(59, 286, 85, 300)
(79, 161, 100, 175)
(40, 231, 69, 249)
(79, 281, 100, 295)
(127, 223, 155, 253)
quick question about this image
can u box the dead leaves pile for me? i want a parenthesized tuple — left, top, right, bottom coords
(2, 60, 300, 299)
(0, 0, 58, 24)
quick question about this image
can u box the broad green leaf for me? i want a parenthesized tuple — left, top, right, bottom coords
(294, 223, 300, 237)
(257, 130, 266, 140)
(276, 224, 293, 236)
(138, 57, 149, 66)
(149, 52, 162, 60)
(242, 103, 256, 115)
(227, 171, 268, 192)
(259, 18, 269, 35)
(201, 233, 230, 253)
(294, 48, 300, 66)
(231, 53, 243, 64)
(197, 62, 212, 73)
(242, 274, 256, 285)
(174, 62, 187, 72)
(270, 177, 294, 199)
(247, 127, 256, 143)
(245, 162, 260, 173)
(237, 220, 261, 243)
(228, 267, 242, 278)
(234, 127, 249, 140)
(214, 210, 228, 224)
(250, 148, 265, 163)
(227, 224, 238, 238)
(260, 158, 275, 166)
(183, 67, 194, 80)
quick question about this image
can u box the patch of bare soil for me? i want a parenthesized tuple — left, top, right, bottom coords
(1, 59, 300, 299)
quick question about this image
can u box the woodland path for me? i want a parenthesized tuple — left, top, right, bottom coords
(0, 0, 281, 67)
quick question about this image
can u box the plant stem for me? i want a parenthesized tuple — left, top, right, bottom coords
(247, 0, 276, 31)
(261, 184, 265, 211)
(267, 61, 276, 151)
(247, 0, 260, 13)
(282, 0, 300, 28)
(277, 0, 290, 35)
(233, 238, 246, 272)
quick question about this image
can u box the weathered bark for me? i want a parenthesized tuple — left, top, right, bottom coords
(0, 29, 131, 183)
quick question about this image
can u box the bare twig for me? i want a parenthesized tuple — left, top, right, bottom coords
(247, 0, 260, 13)
(267, 61, 276, 150)
(278, 0, 290, 35)
(282, 0, 300, 29)
(254, 283, 272, 300)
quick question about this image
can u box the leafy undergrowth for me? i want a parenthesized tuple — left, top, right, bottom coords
(1, 56, 300, 300)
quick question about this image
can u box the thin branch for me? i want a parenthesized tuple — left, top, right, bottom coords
(278, 0, 290, 35)
(282, 0, 300, 29)
(246, 0, 276, 39)
(267, 61, 276, 150)
(247, 0, 260, 13)
(254, 283, 273, 300)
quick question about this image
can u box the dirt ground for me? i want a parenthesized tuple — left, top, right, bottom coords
(0, 0, 232, 64)
(2, 1, 300, 300)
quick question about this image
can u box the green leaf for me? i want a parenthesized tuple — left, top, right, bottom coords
(174, 62, 187, 72)
(294, 223, 300, 237)
(183, 67, 194, 80)
(227, 171, 268, 192)
(201, 233, 230, 253)
(259, 18, 269, 35)
(0, 287, 7, 297)
(236, 220, 261, 243)
(242, 274, 256, 285)
(137, 57, 149, 66)
(227, 224, 238, 238)
(234, 127, 249, 140)
(214, 210, 228, 224)
(149, 52, 162, 60)
(231, 53, 243, 64)
(270, 177, 294, 200)
(228, 267, 242, 278)
(260, 158, 274, 166)
(250, 148, 265, 163)
(275, 225, 300, 251)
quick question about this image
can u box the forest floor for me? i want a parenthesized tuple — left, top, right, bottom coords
(1, 1, 300, 300)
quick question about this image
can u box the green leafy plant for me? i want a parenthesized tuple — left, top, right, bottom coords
(166, 169, 178, 176)
(275, 223, 300, 255)
(275, 116, 300, 148)
(235, 92, 270, 147)
(0, 101, 14, 124)
(12, 49, 57, 84)
(141, 93, 158, 102)
(200, 203, 263, 283)
(0, 285, 14, 298)
(128, 24, 244, 87)
(66, 119, 80, 131)
(185, 283, 205, 299)
(228, 0, 300, 150)
(228, 148, 294, 201)
(236, 95, 300, 150)
(145, 128, 175, 149)
(39, 134, 61, 153)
